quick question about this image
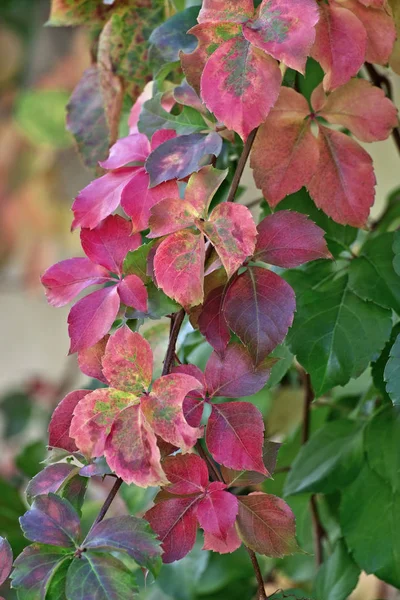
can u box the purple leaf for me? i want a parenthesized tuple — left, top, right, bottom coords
(26, 463, 78, 502)
(20, 494, 81, 548)
(0, 537, 12, 586)
(11, 544, 68, 599)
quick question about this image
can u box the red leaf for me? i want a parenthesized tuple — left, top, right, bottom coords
(70, 388, 135, 457)
(311, 2, 366, 91)
(148, 198, 199, 238)
(145, 497, 199, 563)
(72, 168, 137, 230)
(99, 133, 150, 169)
(102, 327, 153, 394)
(185, 165, 228, 217)
(203, 523, 241, 554)
(171, 364, 207, 427)
(80, 215, 141, 275)
(68, 285, 120, 354)
(181, 23, 241, 93)
(0, 537, 13, 586)
(77, 336, 109, 384)
(117, 275, 148, 312)
(221, 440, 281, 487)
(237, 492, 298, 557)
(255, 210, 331, 268)
(198, 285, 230, 353)
(121, 167, 179, 233)
(20, 494, 81, 548)
(198, 0, 254, 23)
(201, 204, 257, 277)
(308, 125, 375, 227)
(242, 0, 319, 73)
(163, 454, 208, 495)
(141, 374, 203, 451)
(312, 79, 398, 143)
(154, 230, 205, 309)
(205, 342, 274, 398)
(342, 0, 396, 65)
(150, 129, 177, 150)
(223, 267, 296, 364)
(250, 87, 318, 207)
(206, 401, 267, 474)
(105, 404, 167, 487)
(197, 485, 238, 542)
(41, 258, 110, 307)
(201, 36, 282, 140)
(48, 390, 90, 452)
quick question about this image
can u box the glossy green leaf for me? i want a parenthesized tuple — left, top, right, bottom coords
(287, 269, 392, 396)
(349, 232, 400, 314)
(313, 539, 360, 600)
(340, 463, 400, 588)
(365, 405, 400, 491)
(385, 334, 400, 405)
(65, 552, 138, 600)
(138, 93, 206, 138)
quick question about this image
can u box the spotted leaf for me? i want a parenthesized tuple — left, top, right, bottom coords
(198, 0, 254, 24)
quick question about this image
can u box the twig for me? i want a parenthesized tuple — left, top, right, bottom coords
(365, 63, 400, 156)
(245, 548, 268, 600)
(301, 371, 326, 566)
(226, 128, 259, 203)
(162, 309, 185, 376)
(86, 477, 123, 537)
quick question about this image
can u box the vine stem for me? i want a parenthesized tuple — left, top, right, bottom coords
(246, 548, 268, 600)
(364, 63, 400, 156)
(86, 477, 123, 537)
(226, 128, 259, 203)
(301, 371, 326, 566)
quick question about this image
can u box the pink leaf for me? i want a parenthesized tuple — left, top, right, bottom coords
(312, 79, 399, 143)
(68, 285, 120, 354)
(342, 0, 396, 65)
(41, 258, 110, 307)
(223, 267, 296, 364)
(172, 363, 207, 389)
(72, 168, 137, 230)
(201, 36, 282, 140)
(77, 336, 109, 383)
(250, 87, 319, 207)
(242, 0, 319, 73)
(80, 215, 141, 275)
(203, 523, 241, 554)
(117, 275, 148, 312)
(99, 133, 151, 169)
(185, 166, 228, 217)
(206, 401, 268, 474)
(163, 454, 208, 495)
(70, 388, 135, 457)
(308, 125, 375, 227)
(48, 389, 90, 452)
(205, 342, 274, 398)
(121, 167, 179, 233)
(197, 486, 238, 543)
(141, 374, 203, 451)
(0, 537, 12, 586)
(105, 404, 167, 487)
(145, 497, 199, 563)
(148, 198, 199, 238)
(255, 210, 331, 268)
(181, 23, 241, 93)
(201, 204, 257, 277)
(154, 230, 205, 309)
(102, 327, 153, 394)
(129, 83, 153, 134)
(150, 129, 177, 151)
(198, 0, 254, 23)
(237, 492, 298, 557)
(311, 3, 366, 91)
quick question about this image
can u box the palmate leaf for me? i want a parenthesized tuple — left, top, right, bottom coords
(286, 268, 392, 396)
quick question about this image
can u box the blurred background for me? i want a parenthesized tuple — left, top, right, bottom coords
(1, 1, 400, 598)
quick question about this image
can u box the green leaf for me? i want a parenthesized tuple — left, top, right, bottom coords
(276, 188, 357, 258)
(123, 242, 154, 283)
(269, 591, 315, 600)
(0, 478, 27, 555)
(365, 405, 400, 491)
(60, 475, 88, 517)
(46, 557, 72, 600)
(340, 463, 400, 588)
(284, 420, 364, 496)
(266, 344, 294, 389)
(138, 93, 206, 138)
(313, 539, 360, 600)
(393, 230, 400, 275)
(15, 90, 72, 148)
(296, 57, 324, 103)
(371, 324, 400, 402)
(287, 269, 392, 396)
(0, 390, 32, 438)
(156, 539, 209, 600)
(65, 552, 138, 600)
(128, 282, 180, 320)
(349, 232, 400, 313)
(375, 187, 400, 233)
(16, 440, 46, 478)
(385, 334, 400, 405)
